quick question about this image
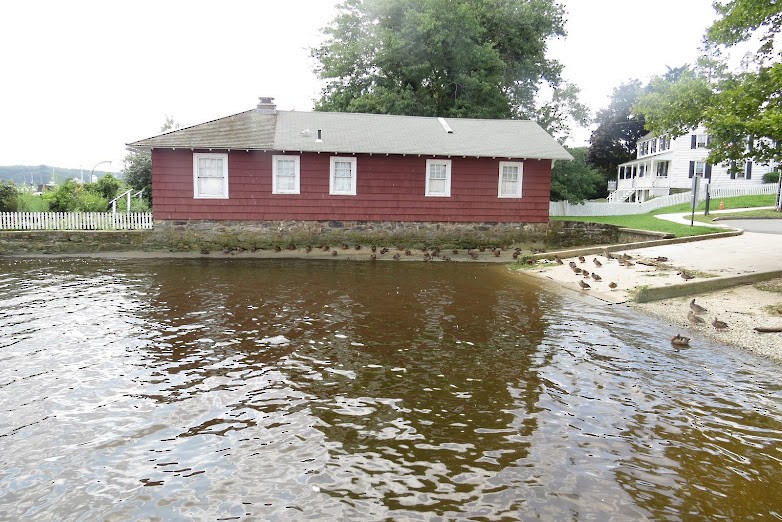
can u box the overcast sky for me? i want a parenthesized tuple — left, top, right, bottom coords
(1, 0, 718, 172)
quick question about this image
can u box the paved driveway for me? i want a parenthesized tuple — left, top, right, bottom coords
(715, 219, 782, 235)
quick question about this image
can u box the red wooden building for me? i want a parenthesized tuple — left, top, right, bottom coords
(128, 98, 571, 224)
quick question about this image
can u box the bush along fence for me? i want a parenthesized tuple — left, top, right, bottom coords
(0, 212, 154, 231)
(550, 183, 778, 217)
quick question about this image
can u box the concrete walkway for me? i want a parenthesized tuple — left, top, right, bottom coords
(526, 229, 782, 304)
(654, 206, 777, 228)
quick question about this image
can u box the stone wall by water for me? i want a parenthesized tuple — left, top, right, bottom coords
(0, 219, 620, 254)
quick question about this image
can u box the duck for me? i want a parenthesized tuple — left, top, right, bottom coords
(354, 244, 361, 250)
(593, 258, 602, 268)
(493, 250, 501, 257)
(591, 273, 602, 282)
(332, 250, 338, 256)
(582, 270, 590, 278)
(655, 256, 669, 262)
(671, 334, 690, 347)
(452, 249, 459, 255)
(370, 254, 376, 261)
(605, 251, 615, 260)
(578, 280, 591, 290)
(371, 245, 377, 252)
(341, 243, 349, 250)
(305, 245, 312, 253)
(712, 317, 729, 330)
(608, 282, 618, 291)
(405, 249, 412, 256)
(690, 299, 707, 314)
(578, 255, 586, 263)
(393, 253, 401, 260)
(688, 310, 705, 324)
(273, 245, 282, 252)
(555, 255, 564, 265)
(572, 266, 582, 274)
(679, 271, 694, 281)
(380, 247, 390, 254)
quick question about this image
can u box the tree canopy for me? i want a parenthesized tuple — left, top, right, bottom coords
(635, 0, 782, 165)
(586, 81, 647, 195)
(550, 147, 603, 203)
(312, 0, 587, 141)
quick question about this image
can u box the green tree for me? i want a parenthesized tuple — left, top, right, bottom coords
(312, 0, 587, 141)
(123, 116, 179, 204)
(550, 147, 603, 203)
(586, 81, 647, 196)
(89, 174, 121, 201)
(635, 1, 782, 165)
(0, 181, 19, 211)
(44, 179, 81, 212)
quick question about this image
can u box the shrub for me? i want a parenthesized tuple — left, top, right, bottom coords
(16, 192, 49, 212)
(762, 170, 780, 184)
(0, 181, 18, 211)
(77, 192, 109, 212)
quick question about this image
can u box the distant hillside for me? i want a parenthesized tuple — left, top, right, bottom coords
(0, 165, 120, 186)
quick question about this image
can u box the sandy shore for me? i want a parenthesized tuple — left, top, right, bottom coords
(631, 282, 782, 362)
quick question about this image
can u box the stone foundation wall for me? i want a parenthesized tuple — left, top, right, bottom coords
(0, 220, 621, 255)
(150, 219, 619, 252)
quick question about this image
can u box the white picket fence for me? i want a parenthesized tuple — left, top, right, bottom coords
(550, 183, 778, 217)
(0, 212, 154, 231)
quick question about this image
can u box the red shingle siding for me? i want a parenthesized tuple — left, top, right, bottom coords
(152, 149, 551, 223)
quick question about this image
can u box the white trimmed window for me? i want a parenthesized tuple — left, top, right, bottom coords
(329, 157, 357, 195)
(272, 155, 300, 194)
(425, 159, 451, 197)
(498, 161, 523, 198)
(193, 153, 228, 199)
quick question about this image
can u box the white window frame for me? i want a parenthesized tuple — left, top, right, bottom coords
(329, 156, 357, 196)
(272, 155, 301, 194)
(193, 152, 229, 199)
(498, 161, 523, 198)
(425, 159, 452, 197)
(694, 161, 706, 177)
(696, 134, 708, 148)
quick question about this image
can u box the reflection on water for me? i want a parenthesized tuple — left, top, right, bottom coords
(0, 258, 780, 520)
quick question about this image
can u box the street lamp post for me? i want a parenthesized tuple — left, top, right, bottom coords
(90, 160, 111, 183)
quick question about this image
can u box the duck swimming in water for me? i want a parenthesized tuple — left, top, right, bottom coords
(671, 334, 690, 347)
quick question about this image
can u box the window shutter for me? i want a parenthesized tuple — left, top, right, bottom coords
(746, 162, 752, 179)
(689, 161, 695, 178)
(705, 163, 712, 179)
(729, 161, 736, 179)
(691, 135, 697, 149)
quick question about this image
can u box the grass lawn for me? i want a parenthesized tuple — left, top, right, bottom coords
(551, 194, 780, 237)
(648, 194, 777, 215)
(552, 214, 720, 237)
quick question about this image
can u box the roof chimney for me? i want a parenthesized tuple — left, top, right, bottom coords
(257, 96, 277, 114)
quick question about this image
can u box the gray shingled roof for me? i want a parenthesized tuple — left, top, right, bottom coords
(128, 108, 572, 161)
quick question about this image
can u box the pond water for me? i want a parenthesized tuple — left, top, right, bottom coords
(1, 258, 780, 520)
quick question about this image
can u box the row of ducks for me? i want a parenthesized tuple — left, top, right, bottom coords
(688, 299, 729, 329)
(672, 299, 730, 348)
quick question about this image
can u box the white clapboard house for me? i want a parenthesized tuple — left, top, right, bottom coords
(610, 127, 777, 202)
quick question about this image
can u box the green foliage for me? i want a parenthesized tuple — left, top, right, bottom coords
(763, 169, 780, 183)
(44, 180, 82, 212)
(587, 81, 648, 195)
(312, 0, 587, 141)
(635, 1, 782, 165)
(77, 192, 109, 212)
(122, 150, 152, 203)
(550, 147, 603, 203)
(89, 174, 122, 201)
(15, 192, 49, 212)
(552, 214, 720, 238)
(0, 181, 19, 211)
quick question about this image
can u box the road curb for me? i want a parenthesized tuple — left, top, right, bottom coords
(631, 270, 782, 303)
